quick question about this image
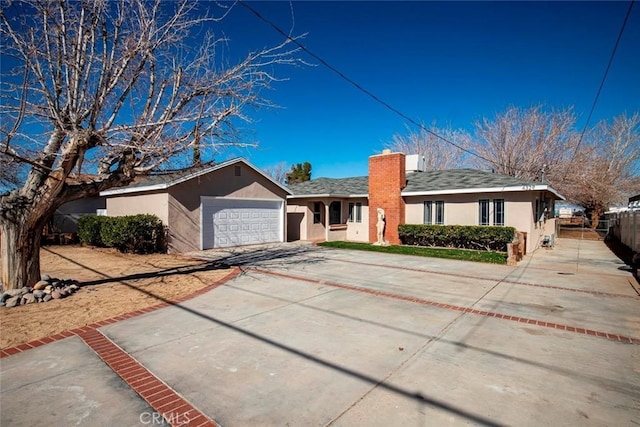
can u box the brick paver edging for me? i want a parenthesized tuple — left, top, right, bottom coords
(78, 328, 217, 427)
(253, 268, 640, 345)
(0, 267, 241, 358)
(316, 255, 638, 299)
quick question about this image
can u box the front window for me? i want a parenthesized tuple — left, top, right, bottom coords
(329, 201, 341, 225)
(479, 199, 490, 225)
(435, 201, 444, 225)
(493, 199, 505, 226)
(423, 201, 432, 225)
(348, 202, 362, 223)
(313, 202, 322, 224)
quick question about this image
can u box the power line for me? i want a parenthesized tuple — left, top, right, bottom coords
(563, 0, 635, 179)
(237, 0, 498, 168)
(240, 1, 634, 181)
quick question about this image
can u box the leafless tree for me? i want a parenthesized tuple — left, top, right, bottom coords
(0, 0, 303, 289)
(386, 123, 472, 170)
(0, 156, 22, 191)
(262, 161, 289, 185)
(471, 106, 579, 180)
(560, 113, 640, 223)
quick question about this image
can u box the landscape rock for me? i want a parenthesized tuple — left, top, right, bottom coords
(5, 296, 21, 308)
(33, 280, 49, 290)
(5, 289, 23, 297)
(1, 276, 80, 308)
(22, 293, 37, 304)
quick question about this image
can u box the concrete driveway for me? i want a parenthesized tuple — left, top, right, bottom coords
(1, 239, 639, 426)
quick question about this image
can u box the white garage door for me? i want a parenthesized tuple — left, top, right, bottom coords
(201, 198, 284, 249)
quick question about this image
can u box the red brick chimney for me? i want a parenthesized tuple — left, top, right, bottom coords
(368, 150, 406, 245)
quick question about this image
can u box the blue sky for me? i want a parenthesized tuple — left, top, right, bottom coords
(214, 1, 640, 179)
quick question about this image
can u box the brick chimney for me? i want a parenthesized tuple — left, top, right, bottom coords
(368, 150, 406, 245)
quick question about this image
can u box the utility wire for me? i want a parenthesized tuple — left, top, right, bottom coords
(237, 0, 498, 168)
(563, 0, 635, 180)
(240, 0, 635, 181)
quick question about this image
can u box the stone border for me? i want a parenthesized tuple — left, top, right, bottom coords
(0, 267, 240, 357)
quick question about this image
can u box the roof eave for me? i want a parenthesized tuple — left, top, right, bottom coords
(287, 193, 367, 199)
(402, 184, 565, 199)
(100, 157, 292, 197)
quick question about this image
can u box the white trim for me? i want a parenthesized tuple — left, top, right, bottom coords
(402, 184, 565, 200)
(287, 193, 367, 199)
(101, 158, 292, 196)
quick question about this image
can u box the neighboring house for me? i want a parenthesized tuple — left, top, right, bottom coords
(99, 158, 290, 253)
(52, 196, 106, 233)
(287, 151, 563, 253)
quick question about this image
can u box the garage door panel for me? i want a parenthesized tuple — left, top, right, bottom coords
(201, 199, 283, 249)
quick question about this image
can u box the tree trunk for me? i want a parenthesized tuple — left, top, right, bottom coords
(0, 215, 43, 291)
(590, 210, 600, 230)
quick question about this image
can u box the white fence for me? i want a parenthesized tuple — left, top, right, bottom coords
(608, 211, 640, 253)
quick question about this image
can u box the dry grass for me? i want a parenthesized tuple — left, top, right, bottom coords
(1, 245, 230, 349)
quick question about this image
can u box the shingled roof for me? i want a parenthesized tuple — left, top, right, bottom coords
(287, 176, 369, 197)
(101, 158, 291, 196)
(288, 169, 563, 199)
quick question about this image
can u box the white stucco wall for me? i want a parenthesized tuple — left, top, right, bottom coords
(404, 191, 553, 253)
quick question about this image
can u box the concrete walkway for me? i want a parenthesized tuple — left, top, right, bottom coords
(1, 239, 639, 426)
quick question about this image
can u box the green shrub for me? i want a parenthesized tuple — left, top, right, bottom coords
(399, 224, 515, 252)
(77, 215, 109, 246)
(78, 214, 166, 254)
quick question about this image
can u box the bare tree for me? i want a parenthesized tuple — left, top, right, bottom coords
(561, 113, 640, 223)
(0, 0, 302, 290)
(386, 123, 471, 170)
(0, 156, 22, 191)
(262, 161, 288, 185)
(471, 106, 578, 180)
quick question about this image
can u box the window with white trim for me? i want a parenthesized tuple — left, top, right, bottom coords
(435, 201, 444, 225)
(479, 198, 505, 226)
(423, 201, 432, 225)
(493, 199, 505, 226)
(479, 199, 490, 225)
(424, 200, 444, 225)
(348, 202, 362, 223)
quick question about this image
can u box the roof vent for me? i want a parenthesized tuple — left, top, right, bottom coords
(382, 149, 392, 155)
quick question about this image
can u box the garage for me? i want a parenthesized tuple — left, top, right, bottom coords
(201, 197, 284, 249)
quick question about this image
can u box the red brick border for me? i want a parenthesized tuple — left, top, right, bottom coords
(252, 268, 640, 345)
(0, 267, 240, 358)
(317, 255, 637, 299)
(78, 328, 217, 427)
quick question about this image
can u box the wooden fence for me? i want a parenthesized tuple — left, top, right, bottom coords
(607, 211, 640, 253)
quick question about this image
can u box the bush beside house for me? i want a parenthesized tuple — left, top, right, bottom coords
(78, 214, 166, 254)
(399, 224, 516, 252)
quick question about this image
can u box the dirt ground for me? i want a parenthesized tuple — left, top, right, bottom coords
(1, 245, 230, 349)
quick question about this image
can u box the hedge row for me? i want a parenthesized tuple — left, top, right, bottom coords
(77, 214, 166, 254)
(398, 224, 515, 252)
